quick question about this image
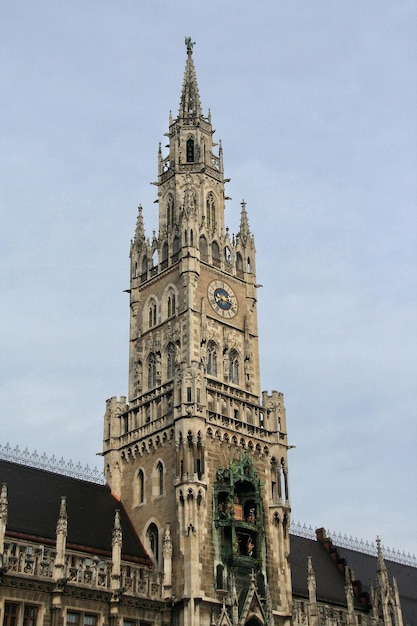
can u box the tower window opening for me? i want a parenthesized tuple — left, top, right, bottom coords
(157, 460, 164, 496)
(187, 387, 192, 402)
(167, 343, 176, 379)
(147, 523, 159, 563)
(229, 350, 240, 385)
(186, 137, 195, 162)
(206, 192, 216, 228)
(162, 242, 169, 267)
(167, 196, 174, 226)
(207, 341, 218, 376)
(147, 353, 157, 389)
(152, 248, 158, 268)
(212, 241, 220, 267)
(167, 292, 176, 317)
(148, 301, 157, 328)
(138, 469, 145, 504)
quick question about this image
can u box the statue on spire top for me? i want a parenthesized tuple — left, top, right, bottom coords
(185, 37, 195, 54)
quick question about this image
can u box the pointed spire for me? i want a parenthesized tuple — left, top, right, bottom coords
(112, 509, 122, 547)
(376, 536, 388, 573)
(0, 483, 8, 555)
(239, 199, 251, 242)
(179, 37, 202, 121)
(54, 496, 67, 581)
(56, 496, 68, 535)
(133, 204, 145, 244)
(111, 510, 122, 593)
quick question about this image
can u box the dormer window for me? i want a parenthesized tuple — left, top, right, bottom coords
(186, 137, 195, 162)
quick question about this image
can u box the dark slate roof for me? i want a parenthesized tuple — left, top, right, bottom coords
(289, 533, 417, 626)
(0, 459, 150, 564)
(337, 545, 417, 626)
(290, 534, 353, 607)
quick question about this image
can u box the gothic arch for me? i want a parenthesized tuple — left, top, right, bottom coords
(186, 136, 195, 162)
(166, 194, 174, 227)
(163, 283, 178, 319)
(144, 520, 161, 564)
(199, 234, 208, 257)
(147, 352, 157, 389)
(229, 348, 240, 385)
(141, 254, 148, 277)
(165, 342, 176, 380)
(206, 191, 216, 227)
(144, 295, 158, 330)
(134, 467, 146, 506)
(212, 240, 220, 266)
(152, 459, 165, 497)
(207, 340, 219, 377)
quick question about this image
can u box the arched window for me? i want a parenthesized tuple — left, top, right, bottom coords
(138, 469, 145, 504)
(148, 353, 157, 389)
(148, 300, 157, 328)
(212, 241, 220, 265)
(147, 523, 159, 562)
(173, 237, 180, 260)
(141, 255, 148, 276)
(186, 137, 194, 162)
(247, 256, 252, 273)
(157, 460, 164, 496)
(199, 235, 208, 256)
(236, 252, 243, 271)
(225, 246, 232, 263)
(167, 292, 176, 318)
(152, 248, 158, 268)
(207, 341, 218, 376)
(167, 342, 176, 379)
(167, 196, 174, 226)
(162, 242, 169, 265)
(229, 349, 239, 385)
(206, 192, 216, 227)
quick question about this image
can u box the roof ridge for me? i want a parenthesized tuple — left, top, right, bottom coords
(0, 442, 105, 485)
(290, 520, 417, 568)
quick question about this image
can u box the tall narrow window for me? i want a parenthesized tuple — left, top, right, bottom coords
(167, 343, 176, 379)
(148, 300, 157, 328)
(167, 292, 176, 317)
(207, 341, 218, 376)
(148, 353, 157, 389)
(167, 195, 174, 226)
(229, 350, 239, 385)
(212, 241, 220, 265)
(157, 461, 164, 495)
(4, 603, 20, 626)
(138, 469, 145, 504)
(206, 192, 216, 227)
(186, 137, 194, 162)
(147, 523, 159, 562)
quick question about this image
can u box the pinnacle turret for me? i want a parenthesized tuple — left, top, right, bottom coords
(239, 200, 251, 242)
(133, 204, 145, 244)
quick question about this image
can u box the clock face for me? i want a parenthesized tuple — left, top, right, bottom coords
(208, 280, 238, 318)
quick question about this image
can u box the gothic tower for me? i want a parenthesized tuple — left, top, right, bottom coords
(103, 39, 292, 626)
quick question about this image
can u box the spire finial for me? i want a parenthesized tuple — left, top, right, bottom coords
(185, 36, 195, 55)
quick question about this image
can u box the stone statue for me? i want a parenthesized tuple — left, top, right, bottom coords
(185, 37, 195, 53)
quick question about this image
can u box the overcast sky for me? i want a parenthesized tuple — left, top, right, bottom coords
(1, 2, 416, 556)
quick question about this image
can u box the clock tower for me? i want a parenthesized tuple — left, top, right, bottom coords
(103, 39, 292, 626)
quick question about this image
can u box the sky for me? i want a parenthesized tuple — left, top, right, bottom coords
(1, 2, 416, 557)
